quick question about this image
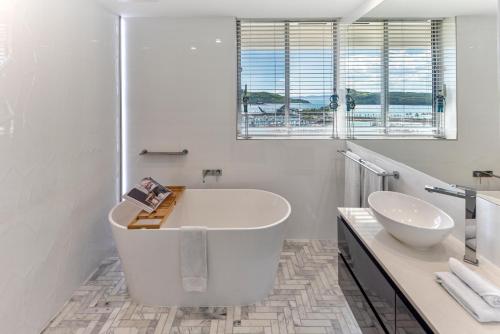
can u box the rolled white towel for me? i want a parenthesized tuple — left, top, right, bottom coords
(435, 272, 500, 322)
(449, 257, 500, 308)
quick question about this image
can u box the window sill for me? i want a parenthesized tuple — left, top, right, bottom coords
(237, 135, 453, 140)
(237, 135, 336, 140)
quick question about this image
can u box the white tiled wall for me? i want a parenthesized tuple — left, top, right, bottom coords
(122, 17, 345, 239)
(0, 0, 119, 332)
(121, 15, 499, 241)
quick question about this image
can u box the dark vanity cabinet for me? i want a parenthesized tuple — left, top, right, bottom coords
(338, 217, 433, 334)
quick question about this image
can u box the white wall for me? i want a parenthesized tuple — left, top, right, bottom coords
(122, 15, 498, 239)
(123, 17, 344, 239)
(352, 15, 500, 189)
(0, 0, 119, 333)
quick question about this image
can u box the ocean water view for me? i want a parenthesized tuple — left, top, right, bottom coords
(243, 102, 432, 126)
(239, 92, 437, 136)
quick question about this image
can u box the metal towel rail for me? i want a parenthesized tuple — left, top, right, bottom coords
(139, 149, 189, 156)
(337, 150, 399, 179)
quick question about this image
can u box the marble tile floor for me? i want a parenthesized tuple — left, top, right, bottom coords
(42, 240, 365, 334)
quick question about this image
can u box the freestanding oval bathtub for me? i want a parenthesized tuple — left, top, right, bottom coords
(109, 189, 291, 307)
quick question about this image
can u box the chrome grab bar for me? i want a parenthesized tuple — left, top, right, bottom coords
(337, 150, 399, 179)
(139, 149, 189, 156)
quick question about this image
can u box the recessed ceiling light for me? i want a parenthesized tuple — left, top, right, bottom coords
(190, 46, 197, 51)
(117, 0, 160, 2)
(215, 38, 222, 44)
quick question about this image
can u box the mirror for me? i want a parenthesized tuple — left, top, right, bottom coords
(348, 0, 499, 188)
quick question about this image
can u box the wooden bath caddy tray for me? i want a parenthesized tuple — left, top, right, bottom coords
(127, 186, 185, 230)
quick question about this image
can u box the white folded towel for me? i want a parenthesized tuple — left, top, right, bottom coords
(449, 257, 500, 308)
(435, 272, 500, 322)
(180, 226, 208, 292)
(344, 151, 362, 207)
(360, 160, 387, 208)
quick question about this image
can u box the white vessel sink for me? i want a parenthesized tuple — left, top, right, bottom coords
(368, 191, 455, 248)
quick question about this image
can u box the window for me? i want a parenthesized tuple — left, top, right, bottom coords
(237, 20, 336, 137)
(237, 18, 456, 139)
(237, 21, 287, 136)
(339, 21, 384, 138)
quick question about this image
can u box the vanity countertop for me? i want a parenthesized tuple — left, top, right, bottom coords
(338, 207, 500, 334)
(478, 191, 500, 206)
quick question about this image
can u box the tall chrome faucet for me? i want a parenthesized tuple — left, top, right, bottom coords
(424, 185, 478, 265)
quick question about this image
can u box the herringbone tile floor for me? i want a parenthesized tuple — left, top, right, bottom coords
(42, 240, 362, 334)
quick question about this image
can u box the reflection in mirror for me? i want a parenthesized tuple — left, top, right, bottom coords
(349, 0, 499, 188)
(339, 18, 456, 139)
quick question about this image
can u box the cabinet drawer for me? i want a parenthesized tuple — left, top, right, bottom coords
(339, 252, 386, 334)
(338, 217, 396, 333)
(337, 216, 433, 334)
(396, 293, 428, 334)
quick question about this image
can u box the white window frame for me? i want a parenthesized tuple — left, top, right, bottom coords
(236, 18, 456, 140)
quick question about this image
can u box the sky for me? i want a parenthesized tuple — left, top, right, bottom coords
(240, 47, 433, 101)
(240, 20, 436, 102)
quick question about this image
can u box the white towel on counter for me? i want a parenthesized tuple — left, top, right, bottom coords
(361, 161, 387, 208)
(449, 257, 500, 308)
(435, 271, 500, 322)
(344, 151, 362, 207)
(180, 226, 208, 292)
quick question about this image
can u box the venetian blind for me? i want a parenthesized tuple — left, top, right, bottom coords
(339, 21, 384, 137)
(237, 20, 337, 137)
(237, 21, 287, 137)
(339, 18, 456, 138)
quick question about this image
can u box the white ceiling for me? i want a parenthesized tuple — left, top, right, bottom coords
(368, 0, 497, 17)
(98, 0, 497, 18)
(98, 0, 366, 18)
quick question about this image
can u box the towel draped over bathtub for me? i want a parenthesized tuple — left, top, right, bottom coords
(180, 226, 208, 292)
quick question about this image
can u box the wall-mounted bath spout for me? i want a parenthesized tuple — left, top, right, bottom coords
(202, 169, 222, 183)
(425, 184, 478, 265)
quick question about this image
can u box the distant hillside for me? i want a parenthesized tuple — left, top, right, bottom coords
(245, 91, 309, 104)
(350, 90, 432, 105)
(245, 90, 432, 105)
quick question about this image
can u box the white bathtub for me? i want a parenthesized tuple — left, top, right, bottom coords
(108, 189, 291, 306)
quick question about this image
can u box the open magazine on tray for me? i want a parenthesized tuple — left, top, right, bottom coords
(123, 177, 172, 213)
